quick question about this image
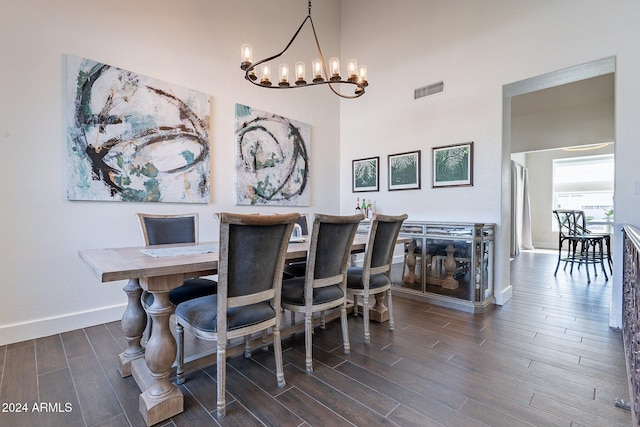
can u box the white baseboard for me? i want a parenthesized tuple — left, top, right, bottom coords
(0, 304, 126, 346)
(494, 284, 513, 305)
(532, 242, 557, 250)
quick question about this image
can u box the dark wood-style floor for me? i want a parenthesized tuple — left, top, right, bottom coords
(0, 251, 631, 426)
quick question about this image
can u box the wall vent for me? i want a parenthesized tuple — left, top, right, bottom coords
(414, 81, 445, 99)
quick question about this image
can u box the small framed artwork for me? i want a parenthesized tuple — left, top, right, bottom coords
(352, 157, 379, 192)
(432, 142, 474, 188)
(388, 150, 421, 191)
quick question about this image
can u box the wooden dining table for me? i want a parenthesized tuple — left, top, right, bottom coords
(79, 234, 406, 426)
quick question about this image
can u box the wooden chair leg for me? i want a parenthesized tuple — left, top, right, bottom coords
(340, 304, 350, 354)
(304, 313, 313, 373)
(244, 335, 251, 358)
(387, 289, 395, 331)
(176, 322, 185, 384)
(363, 294, 371, 344)
(273, 328, 286, 387)
(216, 341, 226, 418)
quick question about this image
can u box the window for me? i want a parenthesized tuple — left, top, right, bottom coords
(553, 154, 614, 228)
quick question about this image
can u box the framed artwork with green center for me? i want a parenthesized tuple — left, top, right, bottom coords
(352, 156, 379, 192)
(388, 150, 421, 191)
(432, 142, 474, 188)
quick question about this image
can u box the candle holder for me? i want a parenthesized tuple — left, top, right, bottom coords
(295, 62, 306, 85)
(347, 59, 358, 83)
(312, 59, 324, 83)
(260, 65, 272, 87)
(278, 64, 290, 87)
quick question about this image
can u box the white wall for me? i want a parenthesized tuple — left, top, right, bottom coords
(339, 0, 640, 321)
(0, 0, 341, 345)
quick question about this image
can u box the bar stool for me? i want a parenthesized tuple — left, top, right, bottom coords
(553, 210, 611, 283)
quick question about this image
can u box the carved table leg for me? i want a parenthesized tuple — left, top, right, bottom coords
(137, 282, 183, 426)
(369, 293, 389, 323)
(118, 279, 146, 377)
(441, 244, 459, 289)
(403, 241, 418, 284)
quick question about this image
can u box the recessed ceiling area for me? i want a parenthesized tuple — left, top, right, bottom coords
(510, 72, 615, 153)
(511, 73, 614, 117)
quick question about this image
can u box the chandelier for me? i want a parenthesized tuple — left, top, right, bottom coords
(240, 0, 368, 99)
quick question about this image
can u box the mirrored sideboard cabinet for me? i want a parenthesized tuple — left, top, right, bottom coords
(359, 220, 496, 313)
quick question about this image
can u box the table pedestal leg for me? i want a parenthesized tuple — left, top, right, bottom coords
(137, 284, 183, 426)
(118, 279, 146, 377)
(403, 241, 418, 284)
(369, 293, 389, 323)
(441, 244, 459, 289)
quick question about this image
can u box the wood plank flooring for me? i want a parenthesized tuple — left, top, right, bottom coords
(0, 251, 631, 426)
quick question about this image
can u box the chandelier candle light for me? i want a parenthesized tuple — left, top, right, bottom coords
(240, 0, 368, 99)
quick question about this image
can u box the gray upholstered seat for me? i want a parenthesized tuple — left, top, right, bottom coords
(345, 268, 390, 289)
(137, 213, 217, 337)
(142, 278, 215, 307)
(281, 277, 344, 305)
(175, 212, 299, 418)
(281, 213, 363, 373)
(177, 296, 275, 333)
(347, 213, 407, 344)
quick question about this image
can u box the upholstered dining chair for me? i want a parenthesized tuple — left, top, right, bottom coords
(281, 213, 363, 373)
(175, 212, 299, 418)
(137, 213, 217, 339)
(347, 213, 407, 343)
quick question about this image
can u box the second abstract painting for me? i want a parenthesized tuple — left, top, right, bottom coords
(235, 104, 310, 205)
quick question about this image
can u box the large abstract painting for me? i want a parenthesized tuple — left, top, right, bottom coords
(66, 55, 211, 203)
(234, 104, 310, 206)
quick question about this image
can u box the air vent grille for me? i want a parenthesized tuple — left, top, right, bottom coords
(414, 81, 444, 99)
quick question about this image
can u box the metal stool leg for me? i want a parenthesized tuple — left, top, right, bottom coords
(584, 239, 591, 284)
(598, 238, 608, 280)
